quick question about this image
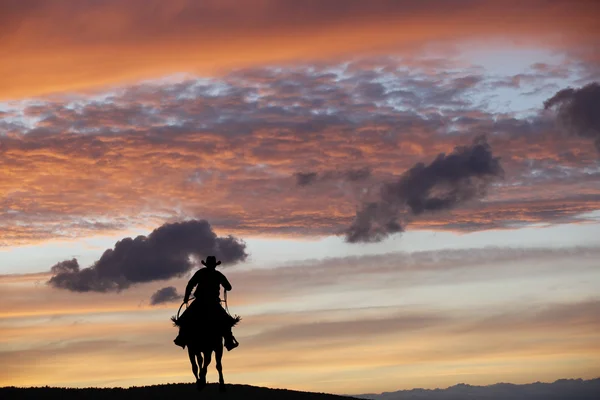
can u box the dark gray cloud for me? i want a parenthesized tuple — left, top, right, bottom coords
(389, 135, 503, 215)
(544, 82, 600, 152)
(328, 167, 372, 182)
(346, 167, 371, 181)
(295, 167, 372, 186)
(345, 202, 405, 243)
(294, 172, 319, 186)
(150, 286, 182, 305)
(47, 220, 248, 292)
(345, 135, 503, 242)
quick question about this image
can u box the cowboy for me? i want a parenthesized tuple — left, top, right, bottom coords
(173, 256, 239, 351)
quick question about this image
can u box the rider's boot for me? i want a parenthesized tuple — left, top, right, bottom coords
(224, 332, 239, 351)
(174, 328, 187, 349)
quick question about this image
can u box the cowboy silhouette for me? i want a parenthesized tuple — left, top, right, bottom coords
(173, 256, 239, 351)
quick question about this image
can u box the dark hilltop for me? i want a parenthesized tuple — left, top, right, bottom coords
(0, 382, 359, 400)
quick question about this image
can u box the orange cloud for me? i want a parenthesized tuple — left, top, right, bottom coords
(1, 0, 599, 99)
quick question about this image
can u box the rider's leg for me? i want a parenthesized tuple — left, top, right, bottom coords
(174, 301, 197, 348)
(222, 319, 239, 351)
(174, 325, 187, 348)
(216, 305, 239, 350)
(223, 329, 238, 351)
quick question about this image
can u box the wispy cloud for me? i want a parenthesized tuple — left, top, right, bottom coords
(2, 243, 599, 391)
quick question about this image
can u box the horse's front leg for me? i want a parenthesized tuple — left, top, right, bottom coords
(215, 340, 226, 392)
(187, 347, 198, 380)
(195, 351, 205, 391)
(199, 350, 211, 387)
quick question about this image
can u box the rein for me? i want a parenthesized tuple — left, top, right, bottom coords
(222, 290, 232, 317)
(176, 292, 233, 320)
(176, 296, 194, 320)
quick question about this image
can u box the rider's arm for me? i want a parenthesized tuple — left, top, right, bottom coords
(219, 272, 232, 292)
(183, 271, 200, 302)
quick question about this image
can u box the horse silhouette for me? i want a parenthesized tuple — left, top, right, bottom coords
(187, 326, 226, 391)
(172, 300, 240, 391)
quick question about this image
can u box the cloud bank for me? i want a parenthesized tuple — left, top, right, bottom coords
(1, 58, 599, 246)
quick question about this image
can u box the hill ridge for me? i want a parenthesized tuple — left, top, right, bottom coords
(0, 382, 359, 400)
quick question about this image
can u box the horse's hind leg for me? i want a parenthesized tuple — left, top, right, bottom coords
(215, 341, 226, 392)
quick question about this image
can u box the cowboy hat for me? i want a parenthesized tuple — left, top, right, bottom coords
(201, 255, 221, 267)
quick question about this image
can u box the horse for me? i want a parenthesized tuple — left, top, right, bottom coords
(187, 329, 227, 391)
(172, 299, 240, 392)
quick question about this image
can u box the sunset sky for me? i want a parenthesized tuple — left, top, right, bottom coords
(1, 0, 600, 395)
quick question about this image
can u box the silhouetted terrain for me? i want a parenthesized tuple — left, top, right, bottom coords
(354, 378, 600, 400)
(0, 383, 359, 400)
(4, 378, 599, 400)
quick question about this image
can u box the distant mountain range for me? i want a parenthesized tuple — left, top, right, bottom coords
(353, 378, 600, 400)
(2, 378, 599, 400)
